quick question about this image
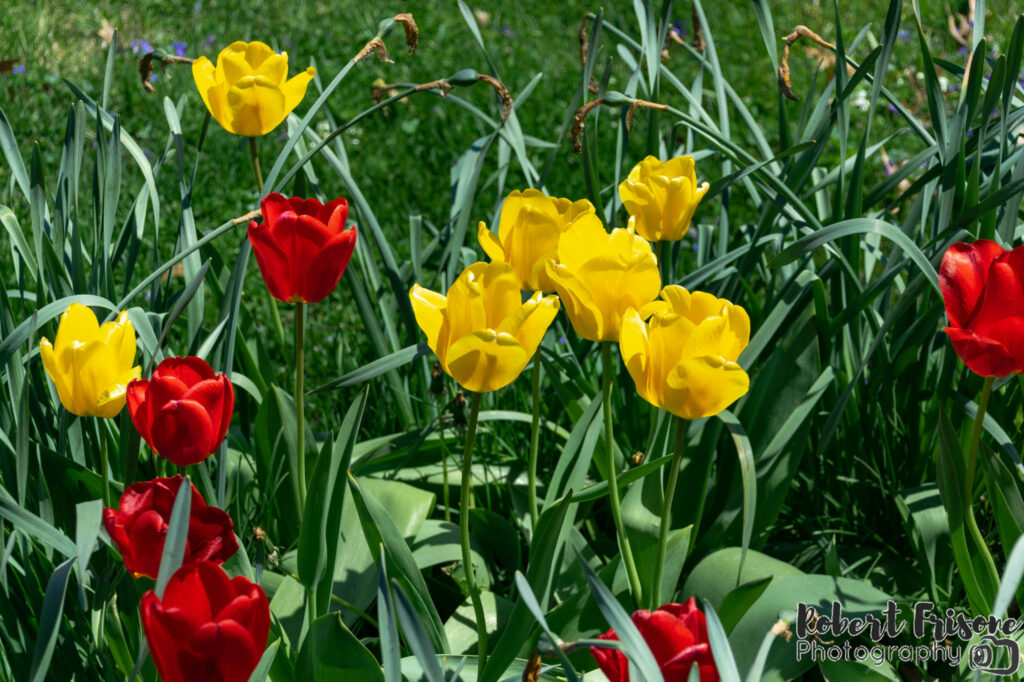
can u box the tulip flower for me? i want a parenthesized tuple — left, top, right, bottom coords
(141, 561, 270, 682)
(192, 40, 315, 137)
(591, 598, 719, 682)
(618, 155, 709, 242)
(248, 193, 357, 304)
(620, 286, 750, 420)
(102, 475, 238, 579)
(127, 357, 234, 467)
(39, 303, 141, 418)
(545, 219, 661, 342)
(477, 189, 596, 292)
(410, 261, 560, 393)
(939, 239, 1024, 377)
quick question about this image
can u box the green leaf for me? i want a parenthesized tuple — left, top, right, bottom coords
(348, 473, 448, 653)
(247, 639, 281, 682)
(154, 476, 192, 598)
(28, 558, 74, 682)
(297, 613, 383, 682)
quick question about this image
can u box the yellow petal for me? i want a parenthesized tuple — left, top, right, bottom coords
(443, 263, 493, 344)
(663, 357, 749, 419)
(619, 308, 657, 408)
(219, 48, 257, 86)
(55, 303, 100, 353)
(93, 366, 141, 419)
(477, 221, 506, 264)
(191, 56, 221, 121)
(226, 77, 286, 136)
(40, 338, 77, 415)
(546, 261, 604, 341)
(555, 213, 608, 272)
(410, 285, 447, 354)
(242, 41, 277, 70)
(497, 292, 559, 358)
(445, 329, 529, 393)
(281, 66, 316, 116)
(255, 52, 288, 86)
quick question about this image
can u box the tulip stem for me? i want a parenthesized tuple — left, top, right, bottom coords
(527, 359, 543, 532)
(652, 416, 686, 608)
(249, 137, 264, 194)
(98, 419, 111, 507)
(965, 376, 994, 495)
(964, 376, 1001, 599)
(461, 392, 487, 667)
(602, 343, 643, 605)
(295, 302, 307, 511)
(436, 397, 451, 523)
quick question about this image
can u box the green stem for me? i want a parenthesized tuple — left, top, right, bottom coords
(527, 359, 543, 531)
(436, 397, 451, 523)
(249, 137, 264, 194)
(461, 392, 487, 667)
(98, 420, 110, 507)
(965, 376, 994, 495)
(602, 343, 643, 605)
(295, 302, 307, 510)
(964, 375, 1001, 602)
(652, 416, 686, 608)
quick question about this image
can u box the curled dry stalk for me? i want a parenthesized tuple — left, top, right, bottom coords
(778, 25, 836, 101)
(374, 72, 513, 123)
(579, 15, 599, 94)
(571, 97, 667, 152)
(138, 53, 194, 93)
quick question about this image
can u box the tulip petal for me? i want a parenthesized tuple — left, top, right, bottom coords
(189, 507, 239, 565)
(497, 293, 560, 358)
(281, 66, 316, 116)
(182, 620, 261, 682)
(154, 356, 216, 384)
(259, 193, 294, 233)
(410, 285, 448, 354)
(182, 376, 233, 453)
(191, 56, 221, 121)
(477, 221, 506, 265)
(248, 220, 292, 302)
(445, 329, 529, 393)
(55, 303, 100, 354)
(254, 52, 287, 85)
(226, 76, 286, 137)
(324, 197, 349, 233)
(546, 262, 604, 341)
(663, 356, 750, 419)
(303, 226, 357, 302)
(939, 239, 1006, 328)
(152, 400, 216, 466)
(945, 327, 1021, 377)
(620, 307, 658, 407)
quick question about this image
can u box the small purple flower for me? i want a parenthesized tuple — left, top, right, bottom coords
(958, 46, 969, 56)
(950, 83, 961, 91)
(500, 26, 511, 37)
(144, 290, 151, 301)
(193, 1, 202, 12)
(129, 39, 154, 55)
(149, 73, 158, 83)
(204, 34, 215, 48)
(888, 103, 898, 113)
(171, 41, 187, 57)
(671, 19, 686, 38)
(884, 165, 893, 176)
(897, 29, 911, 42)
(11, 64, 25, 75)
(278, 131, 287, 141)
(558, 336, 567, 344)
(985, 72, 992, 80)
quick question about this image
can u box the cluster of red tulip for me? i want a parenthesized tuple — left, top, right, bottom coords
(96, 193, 355, 682)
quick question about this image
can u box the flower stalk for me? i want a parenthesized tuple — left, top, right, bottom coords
(461, 392, 487, 667)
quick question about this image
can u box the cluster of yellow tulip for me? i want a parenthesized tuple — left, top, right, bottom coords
(411, 154, 749, 420)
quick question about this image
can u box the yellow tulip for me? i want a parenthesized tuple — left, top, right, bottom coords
(545, 218, 661, 342)
(410, 261, 559, 393)
(620, 285, 750, 420)
(618, 155, 709, 242)
(477, 189, 596, 292)
(192, 41, 315, 137)
(39, 303, 141, 418)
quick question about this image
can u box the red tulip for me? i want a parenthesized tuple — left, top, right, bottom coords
(940, 239, 1024, 377)
(127, 356, 234, 466)
(102, 475, 238, 579)
(590, 598, 718, 682)
(141, 561, 270, 682)
(247, 193, 357, 303)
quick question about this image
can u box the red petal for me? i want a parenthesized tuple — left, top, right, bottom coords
(153, 356, 216, 385)
(324, 197, 349, 232)
(249, 222, 292, 302)
(939, 240, 1006, 328)
(125, 509, 169, 579)
(152, 400, 216, 466)
(302, 227, 357, 302)
(141, 591, 187, 682)
(946, 326, 1021, 377)
(182, 377, 232, 453)
(180, 620, 261, 682)
(126, 379, 151, 443)
(259, 193, 293, 231)
(188, 506, 238, 565)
